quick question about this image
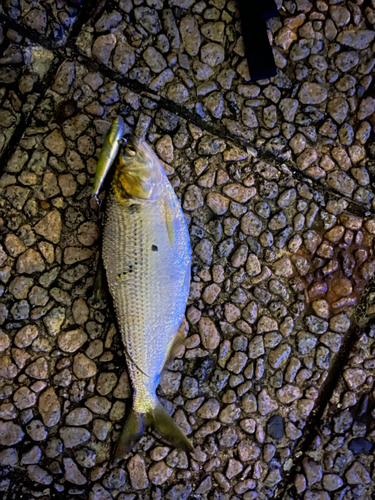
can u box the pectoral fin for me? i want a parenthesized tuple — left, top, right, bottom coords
(162, 197, 176, 248)
(91, 255, 108, 305)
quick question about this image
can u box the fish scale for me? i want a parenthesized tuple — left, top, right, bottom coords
(102, 178, 191, 413)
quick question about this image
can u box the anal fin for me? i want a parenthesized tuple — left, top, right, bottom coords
(162, 329, 185, 372)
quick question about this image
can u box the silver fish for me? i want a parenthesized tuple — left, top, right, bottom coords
(101, 133, 192, 465)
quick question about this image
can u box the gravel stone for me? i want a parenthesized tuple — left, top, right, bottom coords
(180, 15, 201, 56)
(0, 421, 24, 446)
(258, 390, 278, 416)
(16, 249, 45, 274)
(337, 30, 375, 49)
(149, 461, 173, 485)
(39, 387, 60, 427)
(73, 353, 97, 379)
(343, 368, 366, 389)
(327, 171, 355, 195)
(298, 82, 327, 104)
(66, 408, 93, 426)
(303, 458, 323, 486)
(346, 461, 371, 484)
(21, 446, 41, 465)
(269, 344, 291, 369)
(267, 415, 284, 439)
(92, 34, 117, 65)
(26, 420, 48, 441)
(327, 97, 349, 124)
(27, 465, 52, 485)
(34, 211, 62, 244)
(128, 454, 149, 489)
(58, 328, 88, 353)
(199, 317, 220, 349)
(64, 457, 87, 485)
(348, 437, 372, 454)
(183, 185, 204, 211)
(322, 474, 343, 491)
(25, 357, 49, 379)
(60, 427, 90, 448)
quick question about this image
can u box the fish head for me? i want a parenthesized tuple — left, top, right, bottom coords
(115, 136, 165, 200)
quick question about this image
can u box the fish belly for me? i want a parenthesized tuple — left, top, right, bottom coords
(102, 185, 190, 411)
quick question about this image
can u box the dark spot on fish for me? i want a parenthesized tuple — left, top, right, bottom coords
(151, 245, 158, 252)
(129, 205, 140, 214)
(118, 263, 136, 278)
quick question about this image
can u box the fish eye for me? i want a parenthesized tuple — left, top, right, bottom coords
(126, 145, 136, 156)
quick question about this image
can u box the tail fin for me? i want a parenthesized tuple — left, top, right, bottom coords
(110, 401, 193, 467)
(110, 408, 145, 467)
(152, 401, 193, 453)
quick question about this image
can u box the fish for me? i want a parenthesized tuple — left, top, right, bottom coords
(100, 132, 193, 466)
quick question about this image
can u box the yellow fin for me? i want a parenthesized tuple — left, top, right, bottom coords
(162, 196, 175, 248)
(110, 409, 145, 467)
(110, 400, 193, 466)
(152, 401, 193, 452)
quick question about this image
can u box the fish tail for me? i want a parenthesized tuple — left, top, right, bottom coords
(110, 396, 193, 467)
(110, 407, 146, 467)
(151, 400, 193, 453)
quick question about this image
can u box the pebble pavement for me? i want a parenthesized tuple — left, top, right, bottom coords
(0, 0, 375, 499)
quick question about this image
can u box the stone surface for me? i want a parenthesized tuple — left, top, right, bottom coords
(1, 6, 375, 499)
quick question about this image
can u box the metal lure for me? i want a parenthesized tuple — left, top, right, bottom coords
(91, 115, 125, 206)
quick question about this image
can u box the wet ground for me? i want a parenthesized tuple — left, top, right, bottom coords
(0, 0, 375, 499)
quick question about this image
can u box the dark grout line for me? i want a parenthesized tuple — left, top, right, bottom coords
(0, 0, 95, 171)
(0, 60, 63, 171)
(0, 8, 375, 500)
(73, 50, 374, 217)
(0, 19, 64, 171)
(0, 11, 374, 219)
(0, 12, 56, 50)
(64, 0, 102, 49)
(273, 290, 375, 500)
